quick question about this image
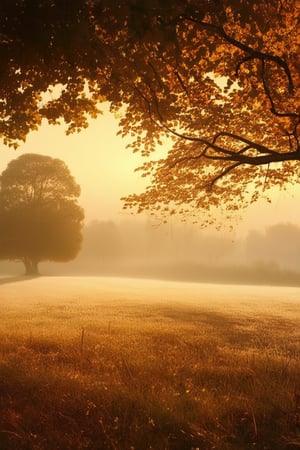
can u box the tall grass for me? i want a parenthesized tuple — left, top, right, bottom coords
(0, 277, 300, 449)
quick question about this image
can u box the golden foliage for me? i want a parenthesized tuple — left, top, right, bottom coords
(1, 1, 300, 221)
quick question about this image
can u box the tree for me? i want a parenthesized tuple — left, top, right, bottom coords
(0, 1, 299, 222)
(0, 154, 84, 275)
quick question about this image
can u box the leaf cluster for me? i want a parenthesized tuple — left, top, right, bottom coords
(1, 1, 300, 219)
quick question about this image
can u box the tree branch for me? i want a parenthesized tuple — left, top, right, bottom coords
(206, 162, 242, 190)
(260, 59, 300, 119)
(211, 131, 279, 155)
(173, 69, 189, 96)
(133, 77, 300, 170)
(183, 15, 294, 94)
(147, 59, 164, 91)
(167, 127, 300, 170)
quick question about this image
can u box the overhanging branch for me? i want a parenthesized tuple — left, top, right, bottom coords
(206, 162, 242, 190)
(132, 73, 300, 178)
(163, 125, 300, 166)
(261, 59, 300, 119)
(183, 16, 294, 94)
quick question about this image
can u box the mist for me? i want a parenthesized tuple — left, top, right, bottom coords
(1, 219, 298, 286)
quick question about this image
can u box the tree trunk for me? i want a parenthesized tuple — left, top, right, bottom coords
(23, 257, 39, 276)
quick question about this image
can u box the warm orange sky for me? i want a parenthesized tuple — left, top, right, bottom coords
(1, 106, 300, 236)
(0, 107, 148, 222)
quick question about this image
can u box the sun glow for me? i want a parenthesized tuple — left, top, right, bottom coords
(0, 105, 300, 234)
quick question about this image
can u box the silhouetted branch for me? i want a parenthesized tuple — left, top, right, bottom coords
(206, 162, 242, 190)
(261, 59, 300, 119)
(183, 15, 294, 95)
(166, 126, 300, 169)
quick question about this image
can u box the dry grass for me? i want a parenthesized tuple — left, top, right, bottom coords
(0, 276, 300, 449)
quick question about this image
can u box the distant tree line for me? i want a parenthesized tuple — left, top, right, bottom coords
(80, 220, 300, 272)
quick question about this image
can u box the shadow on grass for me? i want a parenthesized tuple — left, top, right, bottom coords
(155, 305, 295, 349)
(0, 275, 39, 285)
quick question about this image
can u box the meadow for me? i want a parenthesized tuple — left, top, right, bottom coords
(0, 276, 300, 450)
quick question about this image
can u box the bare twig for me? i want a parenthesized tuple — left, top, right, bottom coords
(80, 327, 85, 359)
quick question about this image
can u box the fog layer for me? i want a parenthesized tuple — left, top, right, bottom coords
(1, 220, 300, 286)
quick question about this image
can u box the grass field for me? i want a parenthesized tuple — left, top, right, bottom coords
(1, 276, 300, 450)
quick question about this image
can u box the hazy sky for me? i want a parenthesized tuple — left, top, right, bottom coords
(1, 104, 300, 237)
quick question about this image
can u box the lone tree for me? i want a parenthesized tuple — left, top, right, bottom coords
(0, 1, 299, 222)
(0, 154, 84, 275)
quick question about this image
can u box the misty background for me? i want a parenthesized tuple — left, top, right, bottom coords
(1, 219, 300, 286)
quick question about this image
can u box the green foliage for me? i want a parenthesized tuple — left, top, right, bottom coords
(0, 154, 84, 274)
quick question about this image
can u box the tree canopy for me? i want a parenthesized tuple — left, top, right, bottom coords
(0, 154, 84, 275)
(1, 1, 299, 222)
